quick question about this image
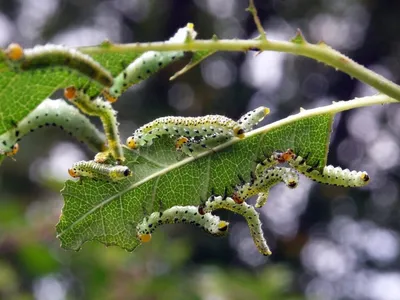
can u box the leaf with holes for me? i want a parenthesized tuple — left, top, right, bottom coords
(56, 102, 338, 251)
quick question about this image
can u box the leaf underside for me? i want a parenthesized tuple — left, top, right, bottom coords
(0, 51, 143, 135)
(57, 113, 333, 251)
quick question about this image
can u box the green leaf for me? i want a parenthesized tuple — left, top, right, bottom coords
(56, 112, 333, 251)
(0, 49, 142, 135)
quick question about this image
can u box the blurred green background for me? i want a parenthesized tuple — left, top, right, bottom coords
(1, 0, 400, 299)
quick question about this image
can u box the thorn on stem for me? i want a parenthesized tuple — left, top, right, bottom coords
(290, 29, 307, 44)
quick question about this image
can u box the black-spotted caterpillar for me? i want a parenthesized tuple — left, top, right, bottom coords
(278, 149, 370, 187)
(64, 87, 124, 163)
(175, 106, 270, 156)
(0, 99, 106, 156)
(68, 160, 132, 182)
(136, 205, 229, 243)
(232, 167, 299, 208)
(237, 106, 270, 131)
(202, 195, 271, 256)
(103, 23, 197, 103)
(5, 43, 113, 88)
(127, 114, 246, 150)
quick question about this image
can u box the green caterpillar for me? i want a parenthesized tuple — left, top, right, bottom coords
(237, 107, 270, 131)
(0, 99, 106, 155)
(127, 114, 245, 150)
(64, 86, 124, 163)
(5, 43, 113, 88)
(174, 133, 230, 156)
(68, 160, 132, 182)
(202, 195, 271, 256)
(174, 106, 270, 157)
(287, 151, 370, 187)
(232, 167, 299, 208)
(136, 205, 229, 243)
(103, 23, 197, 102)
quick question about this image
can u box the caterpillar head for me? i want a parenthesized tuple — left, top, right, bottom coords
(360, 172, 370, 184)
(287, 179, 298, 189)
(6, 43, 24, 61)
(175, 136, 189, 151)
(102, 89, 118, 103)
(233, 126, 245, 139)
(64, 86, 78, 101)
(126, 136, 138, 149)
(5, 144, 19, 157)
(110, 166, 132, 180)
(217, 221, 229, 233)
(198, 204, 205, 215)
(137, 233, 152, 243)
(232, 192, 244, 204)
(274, 148, 295, 163)
(68, 168, 79, 178)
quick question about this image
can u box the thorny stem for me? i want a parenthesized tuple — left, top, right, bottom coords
(247, 0, 267, 40)
(81, 39, 400, 102)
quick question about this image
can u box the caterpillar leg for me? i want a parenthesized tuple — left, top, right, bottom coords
(233, 167, 299, 206)
(204, 195, 271, 256)
(175, 133, 231, 157)
(5, 144, 19, 157)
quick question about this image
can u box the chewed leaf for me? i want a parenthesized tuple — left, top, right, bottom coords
(56, 110, 333, 251)
(170, 50, 216, 80)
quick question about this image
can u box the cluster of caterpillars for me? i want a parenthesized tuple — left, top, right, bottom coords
(136, 148, 370, 256)
(2, 24, 371, 255)
(1, 24, 198, 180)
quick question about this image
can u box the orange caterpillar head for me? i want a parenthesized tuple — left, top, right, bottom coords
(198, 205, 205, 215)
(5, 144, 19, 157)
(274, 148, 296, 163)
(126, 137, 138, 149)
(6, 43, 24, 61)
(282, 149, 295, 161)
(102, 89, 118, 103)
(232, 193, 244, 204)
(68, 168, 79, 178)
(64, 86, 77, 101)
(175, 136, 189, 151)
(138, 233, 152, 243)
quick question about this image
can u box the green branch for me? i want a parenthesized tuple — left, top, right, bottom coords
(81, 38, 400, 101)
(246, 0, 267, 40)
